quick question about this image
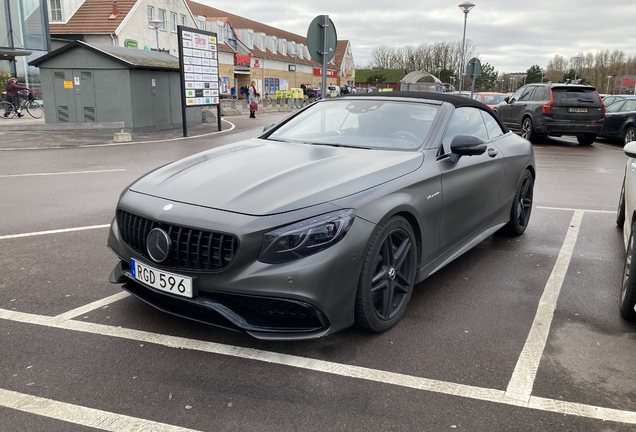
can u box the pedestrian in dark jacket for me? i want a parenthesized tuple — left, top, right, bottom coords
(5, 77, 29, 118)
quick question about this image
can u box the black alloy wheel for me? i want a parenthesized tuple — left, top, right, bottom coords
(355, 216, 417, 333)
(521, 117, 535, 142)
(505, 169, 534, 236)
(577, 134, 596, 146)
(620, 221, 636, 321)
(617, 178, 626, 228)
(624, 126, 636, 146)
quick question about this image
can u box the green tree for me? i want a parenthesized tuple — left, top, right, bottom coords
(366, 73, 387, 85)
(526, 65, 544, 84)
(562, 69, 589, 85)
(473, 62, 498, 91)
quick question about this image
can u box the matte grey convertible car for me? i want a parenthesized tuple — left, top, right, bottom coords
(107, 92, 536, 340)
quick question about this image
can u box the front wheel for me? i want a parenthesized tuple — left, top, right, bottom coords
(624, 127, 636, 146)
(505, 169, 534, 236)
(26, 101, 43, 119)
(577, 134, 596, 146)
(355, 216, 417, 333)
(620, 221, 636, 321)
(0, 101, 15, 119)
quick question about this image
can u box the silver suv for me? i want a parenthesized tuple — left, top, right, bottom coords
(494, 83, 605, 145)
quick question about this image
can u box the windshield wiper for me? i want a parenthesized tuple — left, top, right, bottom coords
(305, 142, 371, 150)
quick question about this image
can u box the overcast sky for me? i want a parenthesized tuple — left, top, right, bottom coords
(196, 0, 636, 74)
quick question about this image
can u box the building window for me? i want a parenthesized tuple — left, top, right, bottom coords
(271, 36, 277, 54)
(247, 30, 254, 49)
(198, 17, 206, 30)
(181, 15, 186, 27)
(158, 9, 166, 30)
(170, 12, 177, 32)
(291, 41, 296, 56)
(217, 21, 224, 44)
(281, 39, 286, 56)
(147, 6, 154, 26)
(298, 44, 304, 59)
(50, 0, 62, 21)
(261, 34, 266, 51)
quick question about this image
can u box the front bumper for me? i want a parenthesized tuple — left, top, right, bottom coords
(107, 192, 375, 340)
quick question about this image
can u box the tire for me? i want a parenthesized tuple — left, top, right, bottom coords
(26, 101, 43, 119)
(355, 216, 417, 333)
(505, 169, 534, 236)
(577, 134, 596, 146)
(521, 117, 535, 142)
(0, 101, 15, 119)
(617, 178, 626, 228)
(620, 221, 636, 321)
(624, 126, 636, 146)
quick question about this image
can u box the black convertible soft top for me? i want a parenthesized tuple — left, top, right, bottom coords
(344, 91, 510, 133)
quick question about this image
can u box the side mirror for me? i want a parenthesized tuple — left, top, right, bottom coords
(449, 135, 488, 163)
(624, 141, 636, 158)
(504, 96, 510, 103)
(263, 122, 276, 132)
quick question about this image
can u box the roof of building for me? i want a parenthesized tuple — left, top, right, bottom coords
(334, 40, 349, 69)
(49, 0, 137, 34)
(30, 41, 180, 70)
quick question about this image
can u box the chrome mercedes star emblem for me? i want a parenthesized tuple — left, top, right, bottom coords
(163, 204, 174, 211)
(388, 267, 396, 280)
(146, 228, 171, 263)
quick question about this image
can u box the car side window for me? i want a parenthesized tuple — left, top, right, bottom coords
(441, 107, 489, 155)
(532, 87, 548, 101)
(622, 100, 636, 112)
(510, 88, 524, 102)
(606, 101, 625, 113)
(481, 110, 504, 140)
(519, 86, 535, 101)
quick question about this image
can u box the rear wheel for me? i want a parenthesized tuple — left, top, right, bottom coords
(0, 101, 15, 119)
(577, 134, 596, 145)
(624, 126, 636, 146)
(617, 178, 626, 228)
(355, 216, 417, 333)
(505, 169, 534, 236)
(521, 117, 535, 142)
(26, 101, 43, 119)
(620, 221, 636, 321)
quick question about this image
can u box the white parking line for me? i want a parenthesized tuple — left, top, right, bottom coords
(0, 169, 125, 178)
(505, 210, 584, 402)
(0, 224, 110, 240)
(49, 292, 130, 325)
(0, 388, 201, 432)
(537, 206, 615, 214)
(1, 303, 635, 425)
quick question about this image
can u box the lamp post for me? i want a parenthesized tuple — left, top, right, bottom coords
(457, 2, 475, 94)
(607, 75, 612, 95)
(540, 68, 546, 83)
(291, 51, 298, 88)
(522, 74, 527, 86)
(150, 18, 162, 50)
(573, 55, 583, 82)
(450, 76, 456, 91)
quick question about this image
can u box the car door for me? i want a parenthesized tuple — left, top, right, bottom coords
(437, 106, 505, 253)
(602, 100, 628, 138)
(498, 87, 524, 127)
(507, 86, 536, 130)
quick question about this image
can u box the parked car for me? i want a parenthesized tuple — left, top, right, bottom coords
(602, 94, 636, 106)
(107, 92, 536, 340)
(616, 141, 636, 320)
(599, 99, 636, 144)
(494, 83, 605, 145)
(472, 92, 508, 109)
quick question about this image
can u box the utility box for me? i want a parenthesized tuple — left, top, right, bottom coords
(30, 41, 201, 131)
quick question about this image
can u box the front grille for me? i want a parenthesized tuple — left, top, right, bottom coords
(117, 209, 239, 272)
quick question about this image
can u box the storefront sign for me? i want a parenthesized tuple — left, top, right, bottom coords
(234, 52, 252, 66)
(254, 59, 260, 68)
(288, 65, 296, 72)
(313, 67, 337, 78)
(124, 39, 138, 49)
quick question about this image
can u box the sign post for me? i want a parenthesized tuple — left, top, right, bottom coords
(177, 25, 221, 137)
(466, 57, 482, 99)
(307, 15, 337, 100)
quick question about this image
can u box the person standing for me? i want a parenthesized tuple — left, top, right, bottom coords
(248, 80, 259, 118)
(4, 77, 29, 118)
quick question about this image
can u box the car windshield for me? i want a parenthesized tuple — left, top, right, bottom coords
(266, 99, 439, 150)
(552, 88, 599, 104)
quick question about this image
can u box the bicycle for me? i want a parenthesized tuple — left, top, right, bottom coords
(1, 89, 43, 119)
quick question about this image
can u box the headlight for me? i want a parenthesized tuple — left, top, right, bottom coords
(259, 209, 355, 264)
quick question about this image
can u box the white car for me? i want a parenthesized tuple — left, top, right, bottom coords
(617, 140, 636, 320)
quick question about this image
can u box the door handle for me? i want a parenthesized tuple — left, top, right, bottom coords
(488, 148, 498, 158)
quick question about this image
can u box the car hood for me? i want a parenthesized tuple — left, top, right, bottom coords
(130, 139, 423, 216)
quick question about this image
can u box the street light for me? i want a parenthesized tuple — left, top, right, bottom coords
(573, 55, 583, 82)
(607, 75, 612, 95)
(540, 68, 546, 83)
(450, 76, 456, 91)
(150, 18, 163, 50)
(522, 73, 527, 86)
(457, 2, 475, 95)
(291, 50, 298, 88)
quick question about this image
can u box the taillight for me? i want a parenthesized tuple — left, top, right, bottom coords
(542, 89, 554, 114)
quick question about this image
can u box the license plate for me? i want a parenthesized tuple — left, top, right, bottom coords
(568, 107, 588, 113)
(130, 258, 193, 298)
